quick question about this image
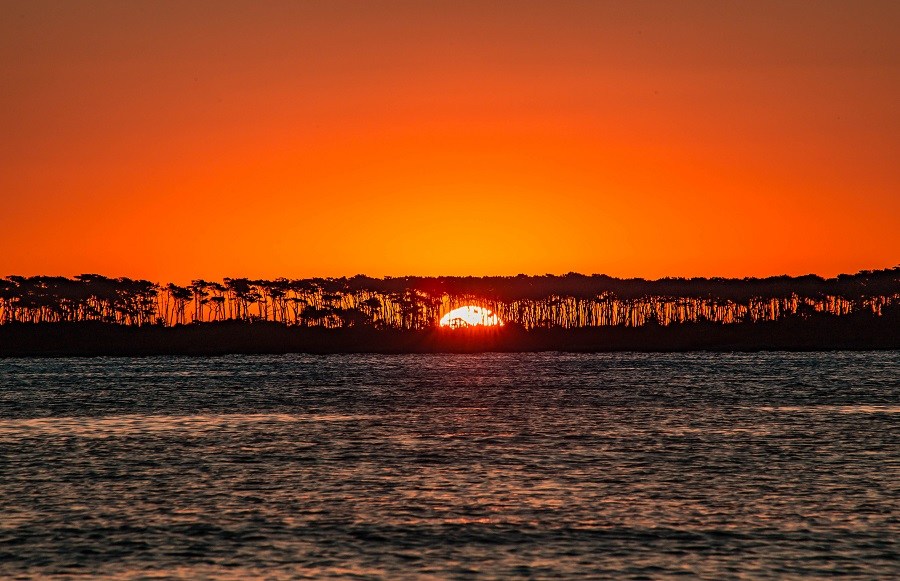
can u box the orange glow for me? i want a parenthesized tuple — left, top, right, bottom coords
(1, 3, 898, 281)
(440, 306, 503, 328)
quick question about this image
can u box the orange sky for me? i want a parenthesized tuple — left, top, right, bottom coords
(2, 1, 898, 282)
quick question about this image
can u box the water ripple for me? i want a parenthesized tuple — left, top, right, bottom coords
(0, 352, 897, 579)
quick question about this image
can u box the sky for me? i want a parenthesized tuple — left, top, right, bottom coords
(1, 0, 898, 282)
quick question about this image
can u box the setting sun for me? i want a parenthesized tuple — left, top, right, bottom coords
(1, 3, 898, 579)
(439, 306, 503, 328)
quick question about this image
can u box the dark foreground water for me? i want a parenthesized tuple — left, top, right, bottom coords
(0, 353, 898, 579)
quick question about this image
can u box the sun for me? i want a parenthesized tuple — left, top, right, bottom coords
(439, 305, 503, 328)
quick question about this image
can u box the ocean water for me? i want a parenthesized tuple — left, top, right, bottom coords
(0, 352, 898, 579)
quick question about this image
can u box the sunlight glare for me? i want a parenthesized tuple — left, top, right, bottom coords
(439, 305, 503, 328)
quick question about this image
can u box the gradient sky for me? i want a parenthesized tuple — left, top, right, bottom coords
(2, 1, 898, 282)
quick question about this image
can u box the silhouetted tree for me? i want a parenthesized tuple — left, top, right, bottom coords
(1, 268, 897, 330)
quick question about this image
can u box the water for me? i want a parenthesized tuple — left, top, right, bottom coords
(0, 352, 898, 579)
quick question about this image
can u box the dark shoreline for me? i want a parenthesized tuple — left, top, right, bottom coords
(1, 316, 897, 357)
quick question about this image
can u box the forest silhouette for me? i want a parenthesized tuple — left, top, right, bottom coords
(1, 268, 898, 355)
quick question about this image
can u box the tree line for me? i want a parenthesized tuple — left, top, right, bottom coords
(0, 268, 897, 329)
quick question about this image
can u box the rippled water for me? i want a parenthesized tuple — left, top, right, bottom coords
(1, 352, 898, 579)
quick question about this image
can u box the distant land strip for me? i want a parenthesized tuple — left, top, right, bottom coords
(1, 268, 898, 355)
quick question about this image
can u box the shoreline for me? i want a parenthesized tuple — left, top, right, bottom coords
(1, 317, 897, 357)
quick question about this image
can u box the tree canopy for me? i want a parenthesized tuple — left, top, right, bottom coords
(1, 268, 897, 329)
